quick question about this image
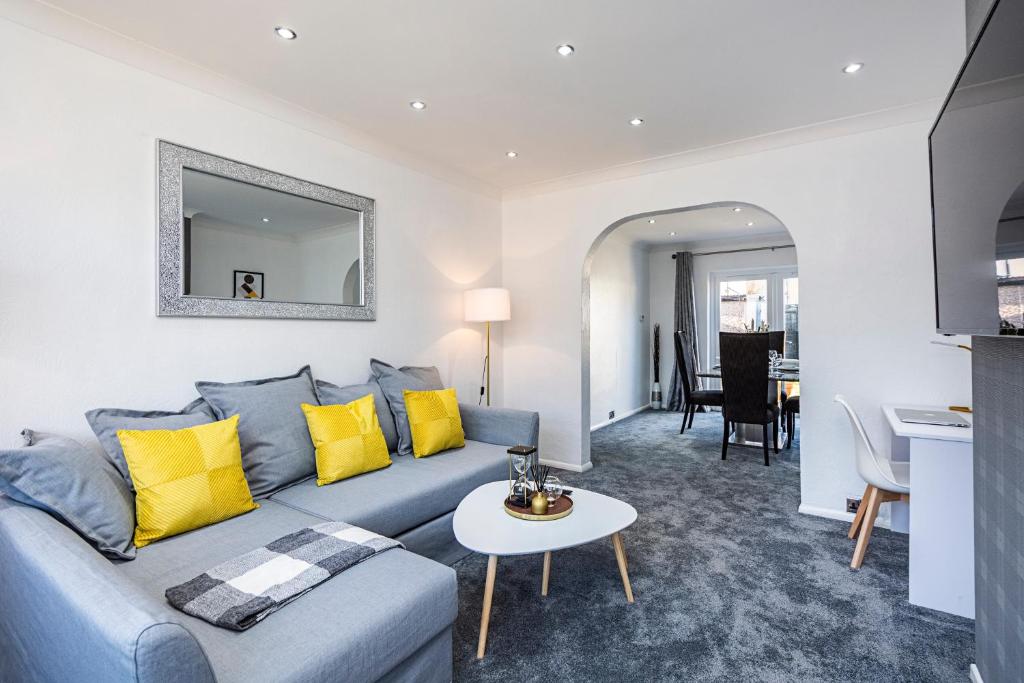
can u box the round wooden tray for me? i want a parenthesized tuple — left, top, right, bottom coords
(503, 495, 573, 521)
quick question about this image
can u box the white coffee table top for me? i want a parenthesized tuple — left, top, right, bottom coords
(454, 481, 638, 556)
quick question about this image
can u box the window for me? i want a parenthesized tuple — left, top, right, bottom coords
(709, 268, 799, 367)
(997, 257, 1024, 329)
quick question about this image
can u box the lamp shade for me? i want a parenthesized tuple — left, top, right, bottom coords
(464, 288, 511, 322)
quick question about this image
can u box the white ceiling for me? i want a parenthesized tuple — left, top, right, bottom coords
(41, 0, 965, 189)
(615, 204, 788, 246)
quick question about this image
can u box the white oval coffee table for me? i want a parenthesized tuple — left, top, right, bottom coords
(454, 480, 638, 659)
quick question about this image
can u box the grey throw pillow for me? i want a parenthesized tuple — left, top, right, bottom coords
(315, 380, 399, 454)
(0, 430, 136, 560)
(196, 366, 319, 498)
(369, 359, 444, 456)
(85, 397, 216, 489)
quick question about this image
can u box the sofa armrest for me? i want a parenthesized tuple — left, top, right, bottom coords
(459, 403, 539, 448)
(0, 497, 215, 683)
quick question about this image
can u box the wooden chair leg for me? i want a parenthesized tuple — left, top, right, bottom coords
(679, 403, 689, 433)
(848, 484, 871, 539)
(851, 487, 882, 569)
(721, 415, 730, 460)
(688, 405, 696, 429)
(762, 423, 770, 466)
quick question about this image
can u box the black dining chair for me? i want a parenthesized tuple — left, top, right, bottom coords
(674, 330, 723, 433)
(719, 332, 781, 465)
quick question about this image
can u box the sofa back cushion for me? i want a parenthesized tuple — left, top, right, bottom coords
(315, 380, 399, 454)
(85, 397, 216, 489)
(196, 366, 319, 498)
(0, 430, 136, 559)
(369, 359, 444, 456)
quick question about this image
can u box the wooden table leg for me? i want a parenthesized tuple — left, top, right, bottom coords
(477, 555, 498, 659)
(611, 532, 634, 603)
(541, 551, 551, 597)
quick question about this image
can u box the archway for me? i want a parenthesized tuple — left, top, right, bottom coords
(583, 201, 799, 466)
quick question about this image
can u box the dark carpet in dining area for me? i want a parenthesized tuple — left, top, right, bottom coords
(451, 409, 974, 682)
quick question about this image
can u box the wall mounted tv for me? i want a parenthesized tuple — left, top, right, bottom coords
(930, 0, 1024, 335)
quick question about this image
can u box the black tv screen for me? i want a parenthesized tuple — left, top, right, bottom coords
(930, 0, 1024, 334)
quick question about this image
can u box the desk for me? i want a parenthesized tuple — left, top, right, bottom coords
(881, 404, 973, 619)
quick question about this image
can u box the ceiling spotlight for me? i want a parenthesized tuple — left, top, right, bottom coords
(629, 118, 645, 126)
(506, 151, 518, 159)
(732, 207, 742, 212)
(747, 221, 755, 227)
(409, 100, 427, 111)
(842, 62, 864, 74)
(669, 231, 676, 236)
(261, 217, 271, 223)
(648, 218, 656, 224)
(274, 26, 297, 40)
(556, 44, 575, 57)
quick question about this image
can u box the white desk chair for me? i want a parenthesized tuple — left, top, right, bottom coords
(834, 394, 910, 569)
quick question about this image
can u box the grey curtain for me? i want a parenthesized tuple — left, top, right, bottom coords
(667, 251, 702, 411)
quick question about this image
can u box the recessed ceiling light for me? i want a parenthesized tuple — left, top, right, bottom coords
(648, 218, 656, 224)
(629, 118, 645, 126)
(669, 231, 676, 236)
(274, 26, 297, 40)
(506, 151, 518, 159)
(732, 207, 742, 212)
(409, 100, 427, 111)
(556, 44, 575, 57)
(842, 62, 864, 74)
(261, 217, 271, 223)
(747, 221, 755, 227)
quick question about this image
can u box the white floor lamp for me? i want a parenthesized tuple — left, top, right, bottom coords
(464, 288, 511, 406)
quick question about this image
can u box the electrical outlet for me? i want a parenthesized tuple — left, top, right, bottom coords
(608, 410, 615, 420)
(846, 497, 861, 513)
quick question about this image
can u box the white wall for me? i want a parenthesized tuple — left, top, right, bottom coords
(588, 230, 650, 428)
(0, 18, 503, 447)
(649, 234, 797, 389)
(502, 121, 973, 518)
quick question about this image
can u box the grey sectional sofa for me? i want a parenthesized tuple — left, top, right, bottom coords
(0, 400, 538, 682)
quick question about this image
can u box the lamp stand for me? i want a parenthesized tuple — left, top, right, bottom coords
(485, 320, 491, 406)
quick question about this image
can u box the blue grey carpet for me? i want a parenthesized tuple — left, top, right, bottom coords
(451, 409, 974, 682)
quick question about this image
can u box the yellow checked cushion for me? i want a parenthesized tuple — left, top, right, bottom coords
(301, 394, 391, 486)
(116, 415, 258, 548)
(403, 388, 465, 458)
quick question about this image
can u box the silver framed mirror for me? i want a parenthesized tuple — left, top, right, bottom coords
(157, 140, 375, 320)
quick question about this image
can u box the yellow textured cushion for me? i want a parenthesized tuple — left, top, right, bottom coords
(117, 415, 258, 548)
(403, 388, 465, 458)
(301, 394, 391, 486)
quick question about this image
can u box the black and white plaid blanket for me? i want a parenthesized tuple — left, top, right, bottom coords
(165, 522, 402, 630)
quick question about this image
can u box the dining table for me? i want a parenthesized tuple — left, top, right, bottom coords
(697, 366, 800, 382)
(696, 365, 799, 447)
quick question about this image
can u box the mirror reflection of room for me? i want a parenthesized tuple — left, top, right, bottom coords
(181, 169, 363, 306)
(996, 181, 1024, 333)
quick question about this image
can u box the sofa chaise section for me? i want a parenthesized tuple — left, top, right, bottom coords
(0, 497, 457, 683)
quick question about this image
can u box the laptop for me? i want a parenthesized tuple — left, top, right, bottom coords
(894, 408, 971, 428)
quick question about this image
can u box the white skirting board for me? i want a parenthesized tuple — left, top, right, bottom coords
(970, 663, 983, 683)
(797, 503, 894, 530)
(540, 459, 594, 473)
(590, 404, 651, 432)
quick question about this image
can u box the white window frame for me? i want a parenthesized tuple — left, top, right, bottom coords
(707, 266, 798, 371)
